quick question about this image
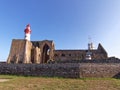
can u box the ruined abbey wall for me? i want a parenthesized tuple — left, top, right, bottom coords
(54, 48, 108, 61)
(7, 39, 55, 64)
(23, 40, 32, 63)
(54, 50, 86, 61)
(7, 39, 108, 64)
(7, 39, 32, 63)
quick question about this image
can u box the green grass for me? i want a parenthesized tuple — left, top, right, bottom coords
(0, 75, 120, 90)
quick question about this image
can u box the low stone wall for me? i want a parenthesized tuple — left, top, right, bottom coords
(79, 63, 120, 78)
(0, 63, 120, 78)
(0, 63, 80, 78)
(54, 59, 120, 63)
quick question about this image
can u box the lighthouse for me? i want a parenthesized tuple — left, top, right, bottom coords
(24, 24, 31, 41)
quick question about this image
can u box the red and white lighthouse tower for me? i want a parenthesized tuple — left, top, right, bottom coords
(24, 24, 31, 41)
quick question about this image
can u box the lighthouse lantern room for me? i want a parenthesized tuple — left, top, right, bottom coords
(24, 24, 31, 41)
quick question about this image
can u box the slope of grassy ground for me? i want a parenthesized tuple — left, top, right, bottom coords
(0, 75, 120, 90)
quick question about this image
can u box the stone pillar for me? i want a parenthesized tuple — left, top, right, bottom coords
(49, 43, 55, 61)
(49, 49, 53, 61)
(34, 47, 41, 64)
(23, 40, 32, 63)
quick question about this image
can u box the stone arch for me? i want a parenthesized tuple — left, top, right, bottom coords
(41, 44, 50, 63)
(40, 40, 55, 63)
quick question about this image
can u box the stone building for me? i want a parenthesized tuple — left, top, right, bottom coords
(7, 39, 55, 63)
(54, 43, 108, 61)
(7, 24, 108, 64)
(7, 39, 108, 64)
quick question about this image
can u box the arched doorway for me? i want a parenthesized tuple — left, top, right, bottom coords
(42, 44, 50, 63)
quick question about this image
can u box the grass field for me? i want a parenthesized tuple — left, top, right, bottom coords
(0, 75, 120, 90)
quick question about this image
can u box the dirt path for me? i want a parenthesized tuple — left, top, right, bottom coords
(0, 79, 10, 82)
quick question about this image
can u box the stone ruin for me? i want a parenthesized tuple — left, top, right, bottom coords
(6, 24, 108, 64)
(4, 24, 120, 78)
(7, 39, 108, 64)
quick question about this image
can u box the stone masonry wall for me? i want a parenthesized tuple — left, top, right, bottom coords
(23, 40, 32, 63)
(7, 39, 32, 64)
(54, 50, 86, 61)
(0, 63, 120, 78)
(7, 39, 26, 63)
(54, 49, 108, 61)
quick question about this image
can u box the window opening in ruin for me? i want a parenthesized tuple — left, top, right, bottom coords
(69, 54, 71, 56)
(47, 49, 50, 55)
(42, 44, 50, 63)
(61, 54, 65, 57)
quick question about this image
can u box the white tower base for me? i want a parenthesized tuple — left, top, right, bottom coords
(25, 34, 30, 41)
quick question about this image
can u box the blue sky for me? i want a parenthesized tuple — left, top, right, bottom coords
(0, 0, 120, 61)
